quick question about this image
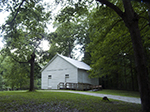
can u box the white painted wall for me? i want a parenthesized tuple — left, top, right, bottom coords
(41, 56, 78, 89)
(78, 69, 99, 85)
(78, 69, 90, 83)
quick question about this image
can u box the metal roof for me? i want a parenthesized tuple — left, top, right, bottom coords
(58, 54, 91, 70)
(40, 54, 91, 72)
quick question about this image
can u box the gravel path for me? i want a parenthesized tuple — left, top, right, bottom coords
(49, 90, 141, 104)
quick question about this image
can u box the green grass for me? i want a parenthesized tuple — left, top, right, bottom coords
(0, 90, 142, 112)
(89, 89, 140, 98)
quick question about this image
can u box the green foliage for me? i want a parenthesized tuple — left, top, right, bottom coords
(88, 6, 131, 77)
(4, 2, 49, 60)
(87, 1, 150, 90)
(1, 0, 50, 90)
(0, 56, 30, 89)
(0, 75, 3, 90)
(55, 3, 88, 23)
(51, 3, 91, 59)
(0, 55, 5, 90)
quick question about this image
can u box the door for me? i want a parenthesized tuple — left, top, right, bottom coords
(48, 75, 52, 89)
(65, 74, 69, 88)
(65, 74, 69, 83)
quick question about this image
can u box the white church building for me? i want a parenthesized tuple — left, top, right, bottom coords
(40, 54, 99, 90)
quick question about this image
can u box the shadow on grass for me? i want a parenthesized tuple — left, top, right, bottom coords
(0, 90, 142, 112)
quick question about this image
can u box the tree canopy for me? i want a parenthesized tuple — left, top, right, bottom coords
(1, 0, 51, 91)
(0, 0, 150, 111)
(87, 0, 150, 111)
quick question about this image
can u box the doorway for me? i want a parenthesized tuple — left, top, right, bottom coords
(65, 74, 69, 83)
(48, 75, 52, 89)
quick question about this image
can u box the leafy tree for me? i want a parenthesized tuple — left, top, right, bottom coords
(86, 0, 150, 111)
(48, 4, 90, 60)
(1, 0, 150, 110)
(0, 54, 5, 90)
(53, 22, 76, 57)
(0, 75, 3, 90)
(88, 6, 132, 90)
(0, 56, 3, 90)
(0, 51, 42, 90)
(2, 0, 50, 91)
(1, 56, 30, 90)
(56, 0, 150, 110)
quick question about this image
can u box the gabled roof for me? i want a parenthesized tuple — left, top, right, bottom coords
(40, 54, 91, 72)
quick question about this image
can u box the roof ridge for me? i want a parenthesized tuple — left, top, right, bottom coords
(40, 54, 91, 72)
(58, 54, 81, 62)
(58, 54, 91, 70)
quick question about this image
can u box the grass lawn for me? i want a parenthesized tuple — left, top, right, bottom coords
(0, 90, 142, 112)
(89, 89, 140, 98)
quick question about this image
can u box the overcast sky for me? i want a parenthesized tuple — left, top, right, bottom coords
(0, 10, 9, 50)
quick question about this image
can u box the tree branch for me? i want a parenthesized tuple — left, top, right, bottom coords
(33, 41, 41, 53)
(103, 19, 122, 35)
(139, 16, 150, 22)
(7, 0, 26, 25)
(11, 56, 29, 64)
(122, 0, 135, 16)
(5, 47, 29, 64)
(140, 23, 150, 31)
(96, 19, 123, 44)
(1, 0, 26, 33)
(95, 0, 124, 18)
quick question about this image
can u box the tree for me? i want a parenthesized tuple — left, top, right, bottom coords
(0, 53, 6, 90)
(87, 3, 137, 89)
(1, 56, 30, 90)
(2, 0, 50, 91)
(89, 0, 150, 111)
(52, 22, 76, 57)
(49, 4, 90, 59)
(0, 55, 3, 90)
(0, 75, 3, 90)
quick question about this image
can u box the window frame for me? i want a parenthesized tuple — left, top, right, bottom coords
(65, 74, 69, 78)
(48, 75, 52, 79)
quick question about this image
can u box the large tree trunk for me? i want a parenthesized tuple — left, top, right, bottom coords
(126, 21, 150, 111)
(129, 21, 150, 109)
(29, 53, 35, 91)
(130, 58, 135, 91)
(122, 0, 150, 111)
(96, 0, 150, 111)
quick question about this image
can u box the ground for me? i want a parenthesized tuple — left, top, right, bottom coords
(0, 90, 142, 112)
(49, 90, 141, 104)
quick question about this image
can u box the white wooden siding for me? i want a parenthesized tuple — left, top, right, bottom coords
(78, 69, 99, 85)
(41, 56, 78, 89)
(78, 69, 91, 84)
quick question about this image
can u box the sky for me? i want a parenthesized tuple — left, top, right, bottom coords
(0, 11, 9, 50)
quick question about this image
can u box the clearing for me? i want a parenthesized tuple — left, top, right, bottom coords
(0, 90, 142, 112)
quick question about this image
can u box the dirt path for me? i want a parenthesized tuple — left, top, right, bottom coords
(49, 90, 141, 104)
